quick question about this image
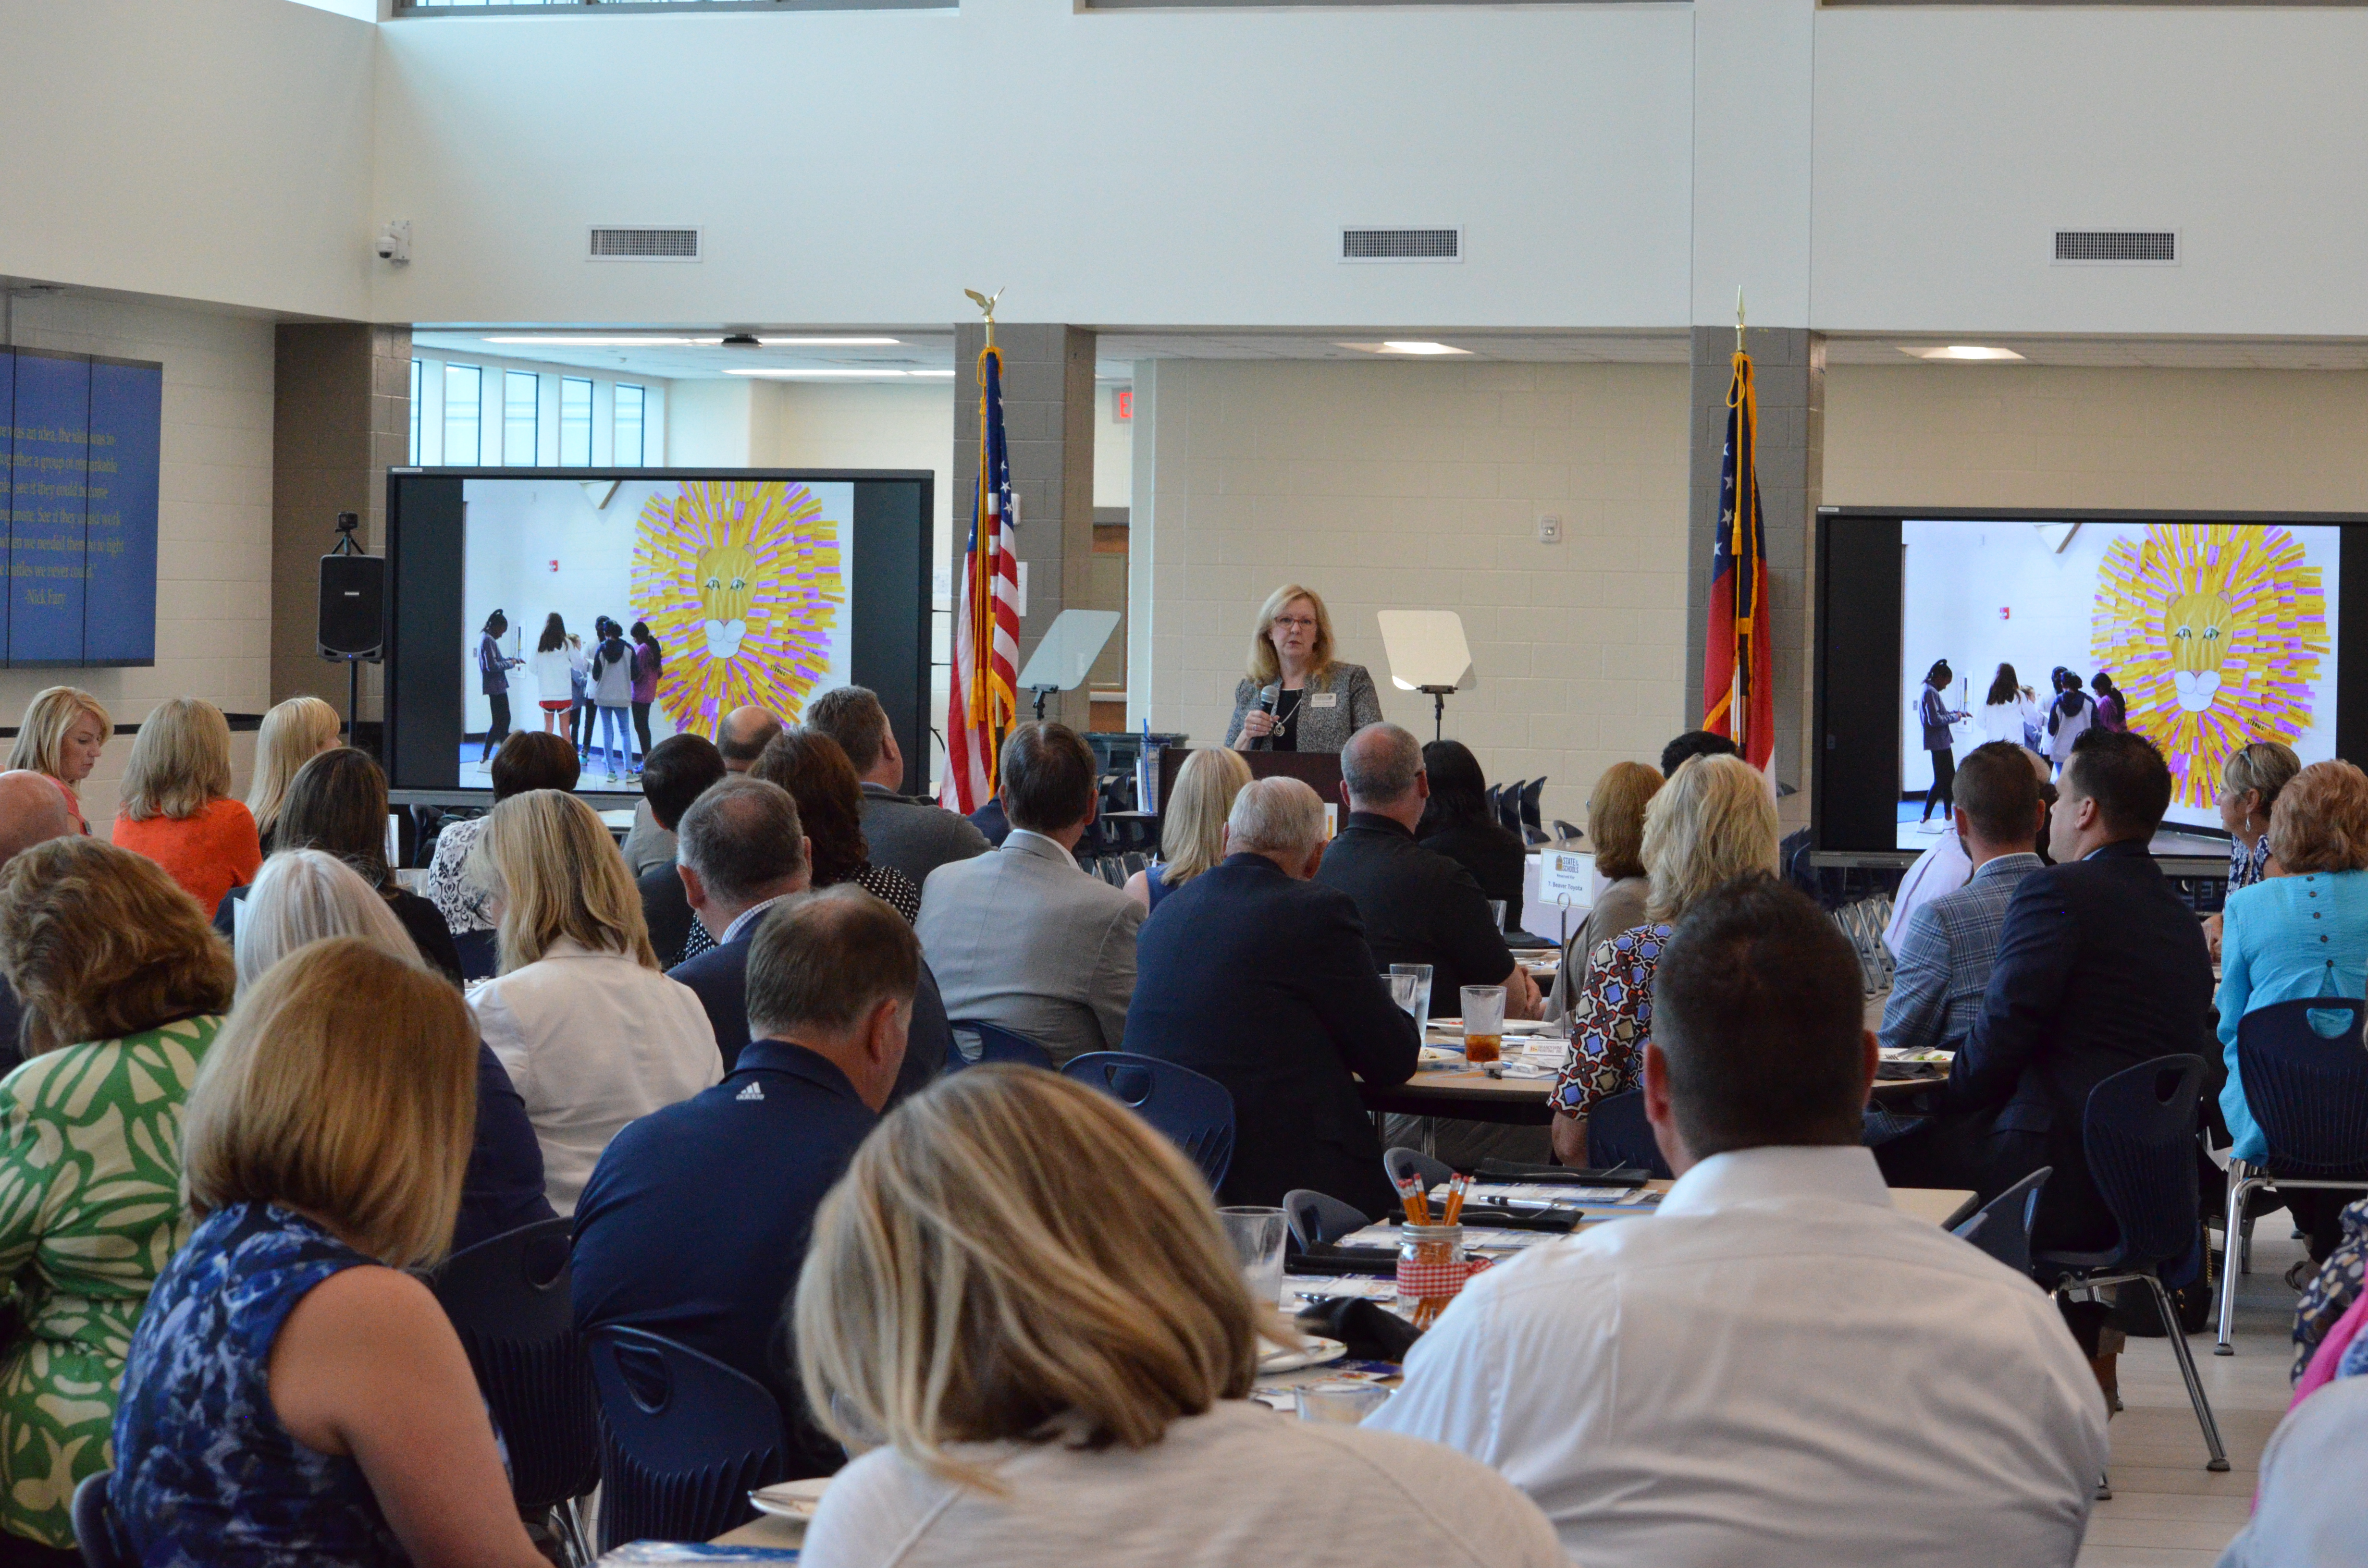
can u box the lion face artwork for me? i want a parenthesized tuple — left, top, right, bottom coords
(2092, 523, 2327, 809)
(631, 481, 846, 732)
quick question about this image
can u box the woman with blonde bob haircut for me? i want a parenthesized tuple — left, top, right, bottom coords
(1224, 584, 1383, 754)
(245, 695, 341, 854)
(2217, 759, 2368, 1268)
(792, 1066, 1562, 1568)
(1549, 753, 1780, 1164)
(7, 685, 110, 833)
(468, 790, 718, 1215)
(111, 696, 261, 912)
(1124, 746, 1252, 911)
(109, 939, 547, 1568)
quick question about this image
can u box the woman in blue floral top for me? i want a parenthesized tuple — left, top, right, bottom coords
(111, 939, 545, 1568)
(1549, 755, 1781, 1166)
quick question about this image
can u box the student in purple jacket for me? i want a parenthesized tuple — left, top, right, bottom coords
(630, 621, 664, 772)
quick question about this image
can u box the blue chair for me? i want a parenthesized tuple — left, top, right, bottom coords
(70, 1470, 131, 1568)
(1584, 1090, 1673, 1179)
(587, 1327, 790, 1552)
(944, 1018, 1055, 1072)
(452, 927, 500, 983)
(2033, 1055, 2229, 1472)
(2218, 997, 2368, 1354)
(1952, 1166, 2050, 1276)
(429, 1218, 599, 1559)
(1283, 1189, 1369, 1250)
(1062, 1052, 1235, 1189)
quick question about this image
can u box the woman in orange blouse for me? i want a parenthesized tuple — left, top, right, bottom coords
(110, 699, 261, 912)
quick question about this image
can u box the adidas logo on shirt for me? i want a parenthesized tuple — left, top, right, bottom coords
(735, 1082, 764, 1102)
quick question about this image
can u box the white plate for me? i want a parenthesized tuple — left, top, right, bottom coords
(1258, 1335, 1348, 1374)
(749, 1477, 829, 1519)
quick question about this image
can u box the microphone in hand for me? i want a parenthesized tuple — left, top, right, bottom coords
(1252, 683, 1281, 748)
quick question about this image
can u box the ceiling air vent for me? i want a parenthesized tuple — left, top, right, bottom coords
(1341, 227, 1462, 264)
(588, 227, 702, 262)
(2054, 230, 2177, 265)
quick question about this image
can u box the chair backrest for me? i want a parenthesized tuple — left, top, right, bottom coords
(1381, 1145, 1453, 1203)
(2236, 998, 2368, 1176)
(1952, 1165, 2050, 1275)
(1494, 782, 1526, 839)
(1283, 1188, 1369, 1250)
(429, 1216, 601, 1511)
(945, 1019, 1054, 1073)
(1584, 1090, 1674, 1179)
(1061, 1052, 1235, 1188)
(71, 1470, 132, 1568)
(1517, 778, 1546, 833)
(587, 1327, 789, 1552)
(2082, 1055, 2208, 1274)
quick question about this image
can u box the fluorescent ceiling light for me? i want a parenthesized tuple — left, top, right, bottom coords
(482, 336, 703, 347)
(1336, 340, 1474, 356)
(1900, 344, 2025, 361)
(909, 369, 956, 378)
(755, 336, 902, 346)
(726, 368, 914, 378)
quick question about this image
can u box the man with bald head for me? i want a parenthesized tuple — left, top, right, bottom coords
(1316, 723, 1541, 1021)
(0, 770, 73, 1069)
(716, 707, 783, 775)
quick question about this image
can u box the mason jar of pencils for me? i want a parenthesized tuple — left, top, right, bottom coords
(1395, 1224, 1485, 1330)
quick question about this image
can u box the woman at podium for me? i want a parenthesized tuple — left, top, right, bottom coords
(1225, 585, 1382, 753)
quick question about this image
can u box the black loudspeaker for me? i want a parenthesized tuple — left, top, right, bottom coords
(319, 553, 386, 660)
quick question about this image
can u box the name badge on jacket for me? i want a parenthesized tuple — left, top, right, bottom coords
(1310, 692, 1338, 708)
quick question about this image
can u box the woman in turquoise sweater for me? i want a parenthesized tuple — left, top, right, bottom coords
(2218, 760, 2368, 1269)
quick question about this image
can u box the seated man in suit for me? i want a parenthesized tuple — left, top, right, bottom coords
(1879, 741, 2048, 1056)
(1315, 723, 1540, 1020)
(670, 775, 948, 1097)
(917, 722, 1143, 1066)
(806, 684, 991, 888)
(573, 885, 918, 1476)
(1877, 728, 2215, 1275)
(717, 705, 783, 774)
(1126, 777, 1419, 1216)
(632, 734, 728, 967)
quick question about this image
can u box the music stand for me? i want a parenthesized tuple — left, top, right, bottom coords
(1377, 610, 1474, 743)
(1015, 609, 1122, 721)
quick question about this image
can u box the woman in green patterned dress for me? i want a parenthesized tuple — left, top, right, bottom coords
(0, 836, 234, 1561)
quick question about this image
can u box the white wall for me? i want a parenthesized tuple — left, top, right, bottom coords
(2, 293, 275, 830)
(1130, 358, 1689, 828)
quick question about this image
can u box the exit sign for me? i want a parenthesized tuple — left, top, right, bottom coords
(1115, 388, 1132, 421)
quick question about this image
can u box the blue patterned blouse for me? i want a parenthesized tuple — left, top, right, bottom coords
(111, 1203, 404, 1568)
(1552, 922, 1675, 1116)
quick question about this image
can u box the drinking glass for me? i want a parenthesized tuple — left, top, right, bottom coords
(1383, 971, 1422, 1017)
(1219, 1205, 1288, 1306)
(1461, 984, 1506, 1066)
(1389, 963, 1433, 1026)
(1296, 1381, 1392, 1424)
(1487, 899, 1507, 932)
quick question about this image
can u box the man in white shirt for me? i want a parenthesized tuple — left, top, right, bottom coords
(1368, 876, 2108, 1568)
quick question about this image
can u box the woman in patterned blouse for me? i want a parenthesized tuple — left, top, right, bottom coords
(420, 731, 582, 974)
(752, 727, 924, 923)
(1548, 754, 1782, 1167)
(0, 837, 236, 1559)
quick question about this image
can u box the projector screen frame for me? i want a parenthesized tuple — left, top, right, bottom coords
(1812, 504, 2368, 870)
(382, 466, 935, 804)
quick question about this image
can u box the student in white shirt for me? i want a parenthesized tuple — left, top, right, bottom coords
(1369, 874, 2108, 1568)
(468, 788, 720, 1215)
(791, 1067, 1565, 1568)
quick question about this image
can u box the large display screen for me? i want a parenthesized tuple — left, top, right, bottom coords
(386, 469, 932, 798)
(1, 347, 161, 667)
(1816, 510, 2368, 859)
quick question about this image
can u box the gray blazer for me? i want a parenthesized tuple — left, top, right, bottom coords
(915, 830, 1145, 1067)
(1223, 662, 1385, 753)
(860, 783, 992, 891)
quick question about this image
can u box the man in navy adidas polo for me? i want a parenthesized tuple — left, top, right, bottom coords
(571, 884, 917, 1477)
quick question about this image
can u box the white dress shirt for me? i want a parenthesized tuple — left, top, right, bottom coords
(1366, 1144, 2108, 1568)
(1884, 832, 1972, 958)
(470, 935, 722, 1216)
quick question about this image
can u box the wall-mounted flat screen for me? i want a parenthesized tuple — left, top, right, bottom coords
(1, 347, 161, 667)
(385, 469, 933, 797)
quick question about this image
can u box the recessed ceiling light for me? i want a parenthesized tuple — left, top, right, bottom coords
(726, 368, 913, 378)
(1900, 345, 2025, 362)
(755, 336, 902, 346)
(482, 336, 703, 347)
(1335, 341, 1473, 356)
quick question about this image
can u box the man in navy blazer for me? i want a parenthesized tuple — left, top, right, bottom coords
(1878, 729, 2214, 1257)
(1125, 776, 1421, 1217)
(573, 884, 922, 1476)
(667, 776, 947, 1099)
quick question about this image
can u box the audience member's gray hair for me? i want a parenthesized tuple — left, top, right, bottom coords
(1226, 776, 1327, 858)
(677, 775, 807, 904)
(235, 849, 420, 993)
(1341, 723, 1423, 804)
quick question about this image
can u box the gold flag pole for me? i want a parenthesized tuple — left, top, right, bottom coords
(1735, 285, 1745, 354)
(964, 286, 1004, 350)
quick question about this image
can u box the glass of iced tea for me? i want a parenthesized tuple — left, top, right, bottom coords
(1460, 984, 1506, 1065)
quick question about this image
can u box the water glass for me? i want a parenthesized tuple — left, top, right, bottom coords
(1296, 1381, 1392, 1424)
(1389, 963, 1433, 1024)
(1383, 971, 1422, 1017)
(1461, 984, 1506, 1066)
(1219, 1205, 1288, 1306)
(1487, 899, 1507, 932)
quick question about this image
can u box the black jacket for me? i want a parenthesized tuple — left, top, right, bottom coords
(1125, 854, 1419, 1216)
(1942, 839, 2215, 1249)
(637, 859, 697, 968)
(1316, 813, 1515, 1017)
(1419, 818, 1528, 934)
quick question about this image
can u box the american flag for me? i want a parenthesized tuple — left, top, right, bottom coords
(1702, 346, 1773, 769)
(940, 345, 1022, 813)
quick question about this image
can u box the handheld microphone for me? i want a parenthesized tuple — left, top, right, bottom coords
(1254, 683, 1280, 749)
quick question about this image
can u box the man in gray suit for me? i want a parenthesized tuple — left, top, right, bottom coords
(916, 721, 1142, 1066)
(807, 685, 990, 889)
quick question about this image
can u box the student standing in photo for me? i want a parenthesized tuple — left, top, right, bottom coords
(1916, 660, 1967, 833)
(1977, 663, 2037, 748)
(589, 619, 637, 783)
(477, 611, 518, 763)
(2045, 668, 2094, 773)
(630, 621, 664, 771)
(532, 613, 576, 736)
(2090, 671, 2128, 733)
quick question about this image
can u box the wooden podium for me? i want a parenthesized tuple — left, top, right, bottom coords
(1156, 747, 1342, 818)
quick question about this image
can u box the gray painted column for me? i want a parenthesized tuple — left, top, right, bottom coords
(272, 323, 410, 723)
(1683, 326, 1823, 824)
(950, 323, 1098, 731)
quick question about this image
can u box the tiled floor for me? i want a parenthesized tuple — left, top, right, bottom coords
(2077, 1227, 2306, 1566)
